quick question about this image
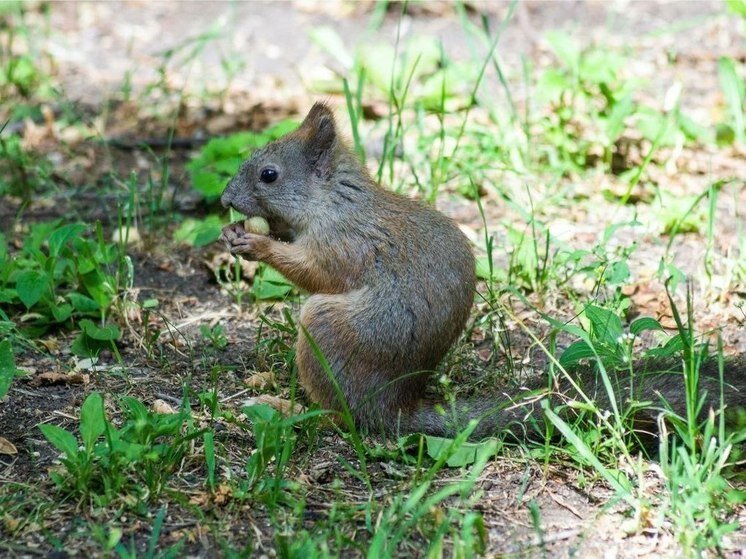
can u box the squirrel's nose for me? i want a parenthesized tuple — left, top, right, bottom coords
(220, 182, 234, 208)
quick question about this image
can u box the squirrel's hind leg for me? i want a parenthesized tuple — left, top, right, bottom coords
(295, 293, 425, 432)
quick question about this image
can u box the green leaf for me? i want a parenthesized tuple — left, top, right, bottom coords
(0, 339, 17, 398)
(79, 392, 106, 452)
(38, 423, 80, 459)
(68, 293, 100, 313)
(51, 303, 72, 323)
(542, 402, 632, 497)
(545, 31, 579, 71)
(72, 320, 120, 357)
(204, 430, 215, 489)
(265, 120, 298, 138)
(48, 223, 87, 257)
(189, 170, 225, 198)
(559, 340, 596, 367)
(579, 50, 623, 85)
(252, 265, 295, 300)
(173, 216, 224, 248)
(603, 261, 630, 285)
(16, 269, 47, 308)
(604, 95, 635, 143)
(677, 112, 713, 144)
(242, 403, 282, 423)
(585, 305, 624, 346)
(629, 317, 664, 336)
(424, 436, 498, 468)
(715, 123, 736, 147)
(646, 334, 685, 359)
(79, 319, 120, 341)
(726, 0, 746, 17)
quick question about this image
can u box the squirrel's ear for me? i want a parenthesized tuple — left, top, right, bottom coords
(300, 102, 337, 179)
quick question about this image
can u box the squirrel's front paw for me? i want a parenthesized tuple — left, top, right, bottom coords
(220, 223, 267, 260)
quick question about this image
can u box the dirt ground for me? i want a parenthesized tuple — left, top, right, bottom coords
(1, 1, 745, 557)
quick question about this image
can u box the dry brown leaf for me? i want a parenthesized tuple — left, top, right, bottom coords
(244, 371, 276, 390)
(2, 514, 21, 533)
(477, 347, 493, 363)
(0, 437, 18, 456)
(29, 372, 90, 387)
(188, 484, 232, 507)
(205, 252, 258, 280)
(39, 338, 61, 353)
(189, 492, 210, 507)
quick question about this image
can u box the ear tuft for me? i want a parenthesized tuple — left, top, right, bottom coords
(300, 102, 334, 130)
(301, 102, 337, 179)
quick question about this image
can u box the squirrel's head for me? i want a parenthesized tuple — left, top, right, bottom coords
(221, 102, 340, 234)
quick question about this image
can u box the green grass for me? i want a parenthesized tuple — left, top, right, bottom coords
(1, 2, 745, 557)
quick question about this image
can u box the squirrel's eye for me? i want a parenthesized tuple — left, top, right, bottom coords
(260, 168, 278, 184)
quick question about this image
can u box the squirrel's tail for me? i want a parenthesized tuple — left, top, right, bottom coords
(394, 394, 545, 441)
(387, 359, 746, 450)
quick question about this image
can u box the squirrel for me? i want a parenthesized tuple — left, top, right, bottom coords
(220, 102, 745, 447)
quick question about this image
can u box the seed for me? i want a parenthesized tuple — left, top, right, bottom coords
(244, 216, 270, 235)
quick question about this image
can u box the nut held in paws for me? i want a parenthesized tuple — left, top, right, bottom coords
(244, 216, 270, 235)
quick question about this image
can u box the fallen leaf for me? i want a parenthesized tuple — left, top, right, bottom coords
(0, 437, 18, 455)
(244, 371, 276, 390)
(29, 372, 90, 387)
(39, 338, 61, 353)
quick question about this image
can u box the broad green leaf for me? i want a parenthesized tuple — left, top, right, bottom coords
(603, 260, 630, 285)
(629, 317, 664, 336)
(16, 269, 47, 308)
(585, 305, 624, 346)
(252, 265, 295, 300)
(51, 303, 72, 322)
(38, 423, 80, 459)
(424, 436, 499, 468)
(357, 43, 396, 92)
(677, 113, 713, 144)
(79, 319, 120, 341)
(579, 50, 623, 85)
(559, 340, 596, 367)
(536, 68, 570, 104)
(48, 223, 87, 257)
(242, 403, 282, 423)
(646, 334, 685, 359)
(68, 292, 100, 313)
(635, 106, 678, 146)
(189, 170, 224, 198)
(0, 288, 17, 304)
(173, 216, 225, 247)
(545, 31, 579, 71)
(80, 392, 106, 452)
(604, 95, 635, 144)
(265, 119, 298, 138)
